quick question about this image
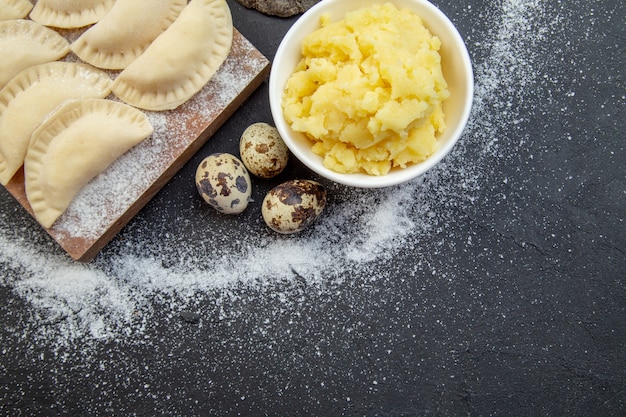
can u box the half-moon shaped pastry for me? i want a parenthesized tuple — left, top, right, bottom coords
(25, 99, 153, 228)
(0, 62, 112, 185)
(111, 0, 233, 111)
(29, 0, 114, 29)
(71, 0, 187, 70)
(0, 0, 33, 21)
(0, 19, 70, 88)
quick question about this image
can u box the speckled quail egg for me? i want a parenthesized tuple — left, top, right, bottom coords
(195, 153, 251, 214)
(239, 122, 289, 178)
(262, 179, 327, 234)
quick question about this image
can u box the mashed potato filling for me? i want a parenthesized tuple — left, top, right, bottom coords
(282, 3, 450, 176)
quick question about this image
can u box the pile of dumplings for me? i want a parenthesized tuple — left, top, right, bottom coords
(0, 0, 234, 228)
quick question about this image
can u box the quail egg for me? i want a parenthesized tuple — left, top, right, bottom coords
(262, 179, 326, 234)
(195, 153, 251, 214)
(239, 122, 289, 178)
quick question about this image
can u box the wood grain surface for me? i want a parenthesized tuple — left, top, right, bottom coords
(3, 29, 270, 261)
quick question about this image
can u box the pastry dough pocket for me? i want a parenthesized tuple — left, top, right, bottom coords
(0, 0, 33, 21)
(29, 0, 115, 29)
(25, 98, 153, 228)
(0, 62, 112, 185)
(111, 0, 234, 111)
(71, 0, 187, 70)
(0, 19, 70, 88)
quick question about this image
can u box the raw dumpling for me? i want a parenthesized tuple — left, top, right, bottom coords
(0, 19, 70, 88)
(0, 62, 112, 185)
(71, 0, 187, 70)
(111, 0, 233, 111)
(29, 0, 114, 28)
(0, 0, 33, 21)
(25, 98, 153, 228)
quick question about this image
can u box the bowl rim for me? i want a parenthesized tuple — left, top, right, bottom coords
(269, 0, 474, 188)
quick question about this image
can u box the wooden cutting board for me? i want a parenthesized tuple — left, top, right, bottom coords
(3, 28, 270, 262)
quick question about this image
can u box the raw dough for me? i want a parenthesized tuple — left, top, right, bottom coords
(111, 0, 233, 111)
(0, 62, 112, 185)
(71, 0, 186, 70)
(29, 0, 115, 28)
(0, 19, 70, 88)
(25, 99, 153, 228)
(0, 0, 33, 21)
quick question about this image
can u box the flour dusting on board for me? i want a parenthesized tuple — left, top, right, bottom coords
(1, 0, 554, 351)
(51, 33, 268, 242)
(54, 113, 169, 239)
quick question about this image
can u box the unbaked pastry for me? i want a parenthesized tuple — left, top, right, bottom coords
(71, 0, 187, 70)
(0, 19, 70, 88)
(111, 0, 233, 111)
(29, 0, 114, 28)
(0, 62, 112, 185)
(25, 98, 153, 228)
(0, 0, 33, 21)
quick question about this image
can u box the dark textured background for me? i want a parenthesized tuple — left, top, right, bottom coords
(1, 0, 625, 415)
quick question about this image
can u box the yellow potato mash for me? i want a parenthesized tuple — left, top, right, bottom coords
(282, 2, 450, 176)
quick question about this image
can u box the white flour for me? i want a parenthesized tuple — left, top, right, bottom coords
(1, 0, 558, 353)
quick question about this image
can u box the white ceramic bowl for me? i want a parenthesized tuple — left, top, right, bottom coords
(269, 0, 474, 188)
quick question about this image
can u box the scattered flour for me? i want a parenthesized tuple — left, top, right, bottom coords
(1, 0, 555, 352)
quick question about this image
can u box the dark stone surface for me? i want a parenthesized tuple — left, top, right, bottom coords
(235, 0, 320, 17)
(0, 1, 624, 416)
